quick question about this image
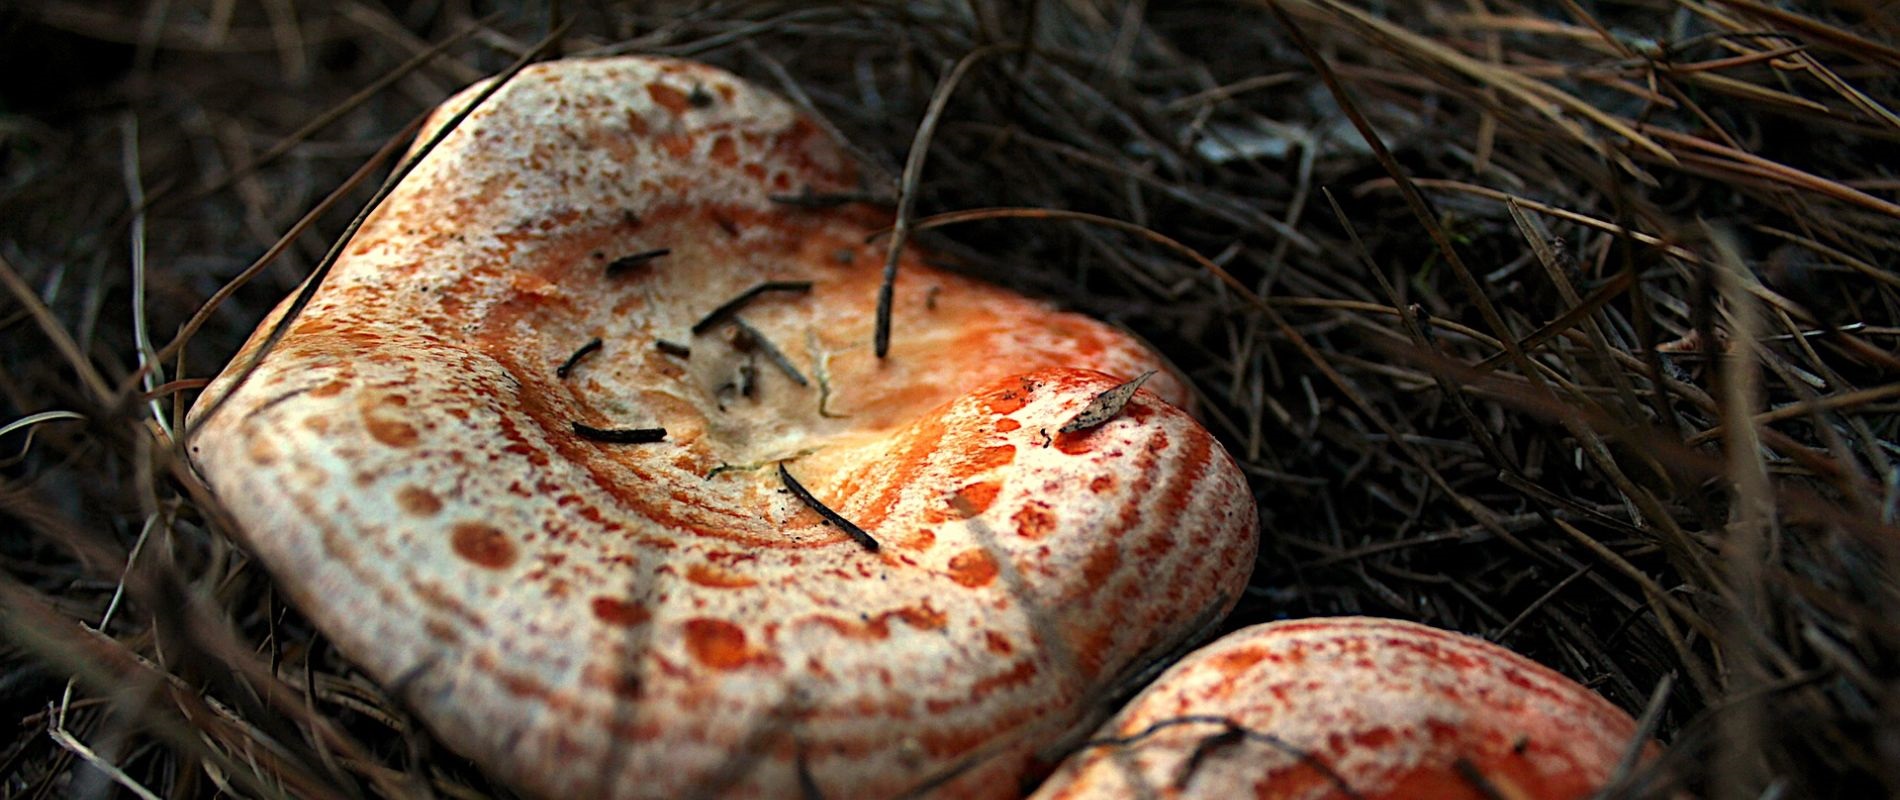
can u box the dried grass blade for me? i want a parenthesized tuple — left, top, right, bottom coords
(46, 727, 163, 800)
(1689, 376, 1900, 447)
(0, 254, 114, 406)
(1710, 224, 1774, 796)
(0, 410, 87, 465)
(1504, 197, 1650, 434)
(1646, 128, 1900, 218)
(875, 44, 1007, 358)
(1705, 0, 1900, 68)
(1324, 188, 1511, 468)
(1751, 225, 1900, 290)
(1791, 53, 1900, 131)
(1361, 179, 1701, 262)
(1472, 269, 1637, 372)
(1290, 0, 1676, 165)
(0, 579, 328, 800)
(121, 114, 168, 435)
(1677, 70, 1833, 114)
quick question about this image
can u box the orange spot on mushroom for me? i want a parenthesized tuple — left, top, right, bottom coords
(412, 581, 484, 628)
(309, 380, 348, 398)
(1210, 646, 1267, 678)
(582, 662, 645, 701)
(655, 133, 693, 158)
(291, 318, 336, 336)
(591, 597, 652, 628)
(812, 605, 950, 640)
(808, 617, 869, 640)
(422, 618, 463, 645)
(1089, 475, 1114, 493)
(451, 523, 516, 569)
(964, 444, 1016, 473)
(954, 481, 1002, 515)
(709, 135, 738, 166)
(969, 657, 1041, 702)
(1055, 431, 1095, 455)
(247, 437, 278, 465)
(849, 414, 951, 528)
(684, 618, 764, 671)
(895, 604, 948, 631)
(896, 527, 936, 551)
(947, 549, 999, 588)
(646, 83, 691, 114)
(686, 563, 759, 589)
(397, 486, 442, 517)
(981, 387, 1029, 415)
(363, 415, 419, 447)
(1080, 542, 1121, 587)
(1132, 527, 1177, 561)
(493, 668, 552, 702)
(1071, 622, 1116, 677)
(1353, 725, 1400, 749)
(995, 418, 1021, 432)
(985, 631, 1014, 655)
(1012, 503, 1056, 539)
(914, 722, 975, 754)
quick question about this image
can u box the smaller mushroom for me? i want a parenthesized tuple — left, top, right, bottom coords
(1031, 617, 1656, 800)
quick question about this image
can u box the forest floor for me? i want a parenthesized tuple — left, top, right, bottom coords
(3, 2, 1898, 798)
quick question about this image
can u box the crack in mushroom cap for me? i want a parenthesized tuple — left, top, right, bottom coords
(187, 57, 1258, 799)
(1030, 617, 1654, 800)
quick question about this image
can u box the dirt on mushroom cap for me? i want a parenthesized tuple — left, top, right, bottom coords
(186, 56, 1256, 799)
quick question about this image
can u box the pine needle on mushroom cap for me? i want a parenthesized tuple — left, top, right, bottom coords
(4, 2, 1898, 798)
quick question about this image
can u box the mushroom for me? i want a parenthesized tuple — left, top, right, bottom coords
(1030, 617, 1654, 800)
(186, 57, 1257, 798)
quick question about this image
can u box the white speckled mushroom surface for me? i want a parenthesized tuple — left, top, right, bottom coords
(1030, 617, 1650, 800)
(187, 57, 1257, 799)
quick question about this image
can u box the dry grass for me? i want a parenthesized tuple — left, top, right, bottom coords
(3, 1, 1898, 797)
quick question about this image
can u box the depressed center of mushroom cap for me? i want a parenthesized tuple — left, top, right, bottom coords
(528, 231, 1183, 467)
(481, 216, 1193, 511)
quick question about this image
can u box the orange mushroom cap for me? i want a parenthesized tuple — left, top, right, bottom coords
(1031, 617, 1655, 800)
(187, 56, 1257, 798)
